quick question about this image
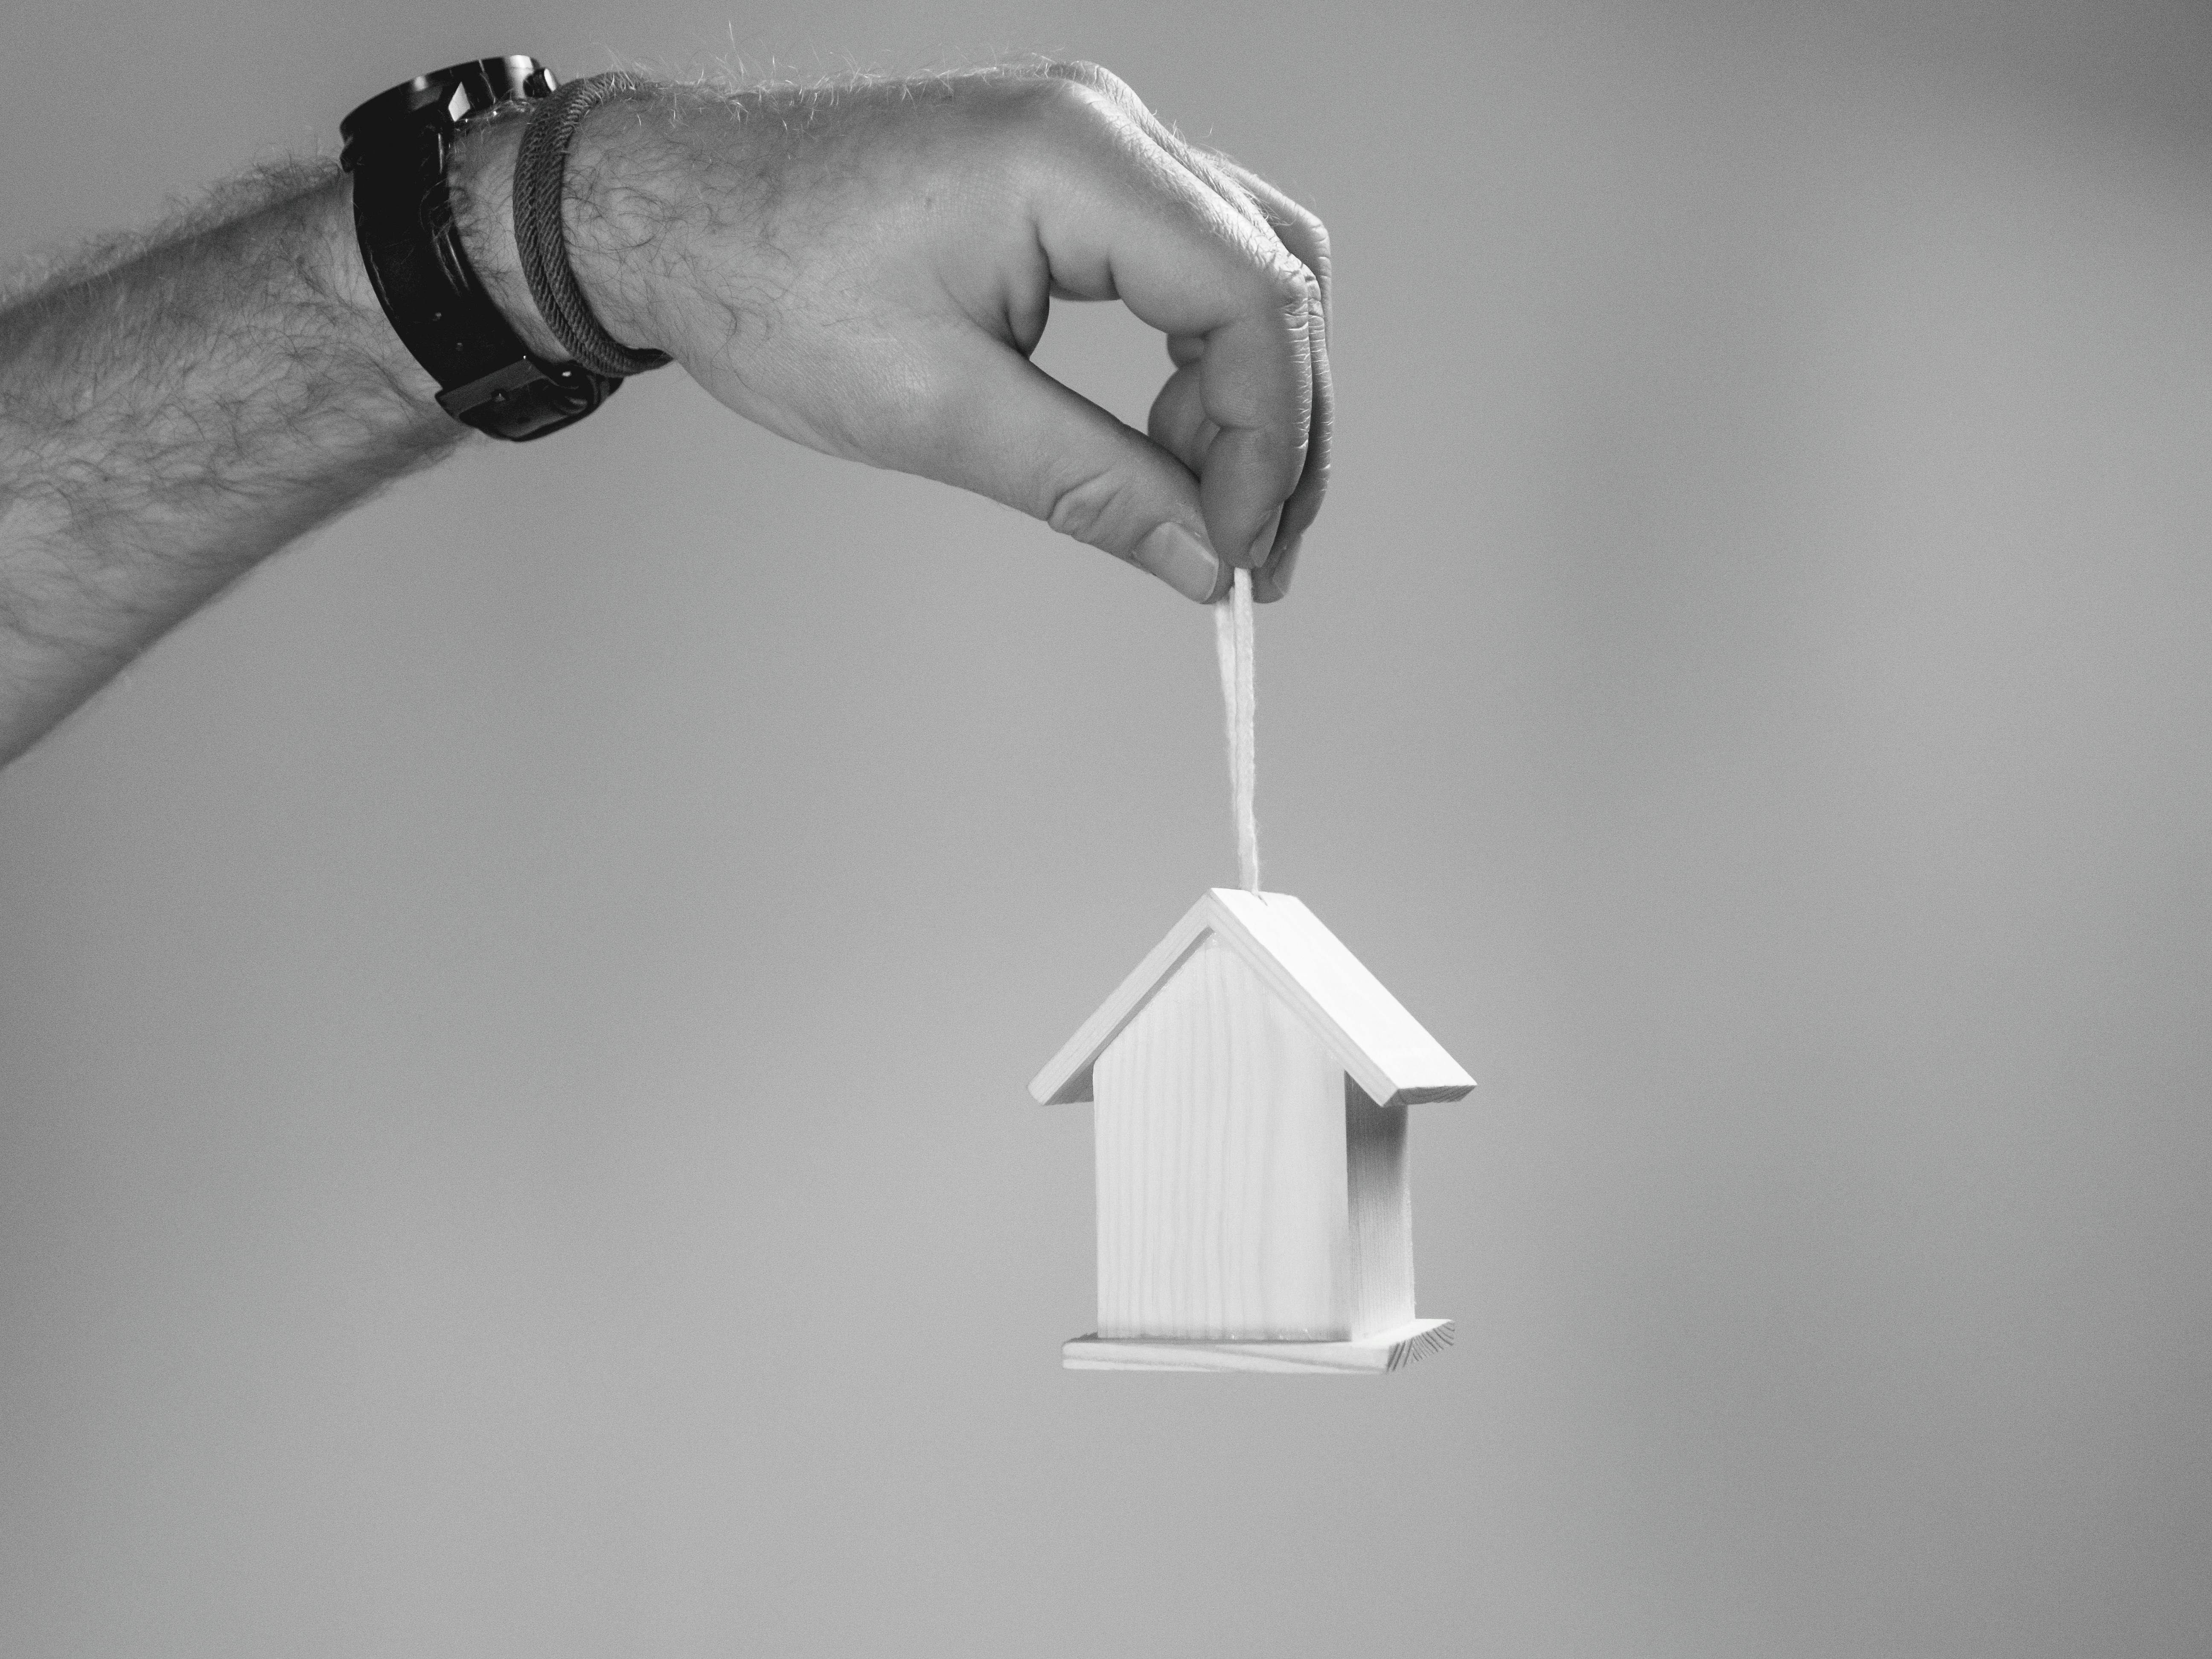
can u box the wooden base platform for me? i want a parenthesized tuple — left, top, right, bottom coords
(1062, 1317, 1453, 1375)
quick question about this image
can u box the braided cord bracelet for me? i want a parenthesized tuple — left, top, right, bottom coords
(512, 73, 674, 380)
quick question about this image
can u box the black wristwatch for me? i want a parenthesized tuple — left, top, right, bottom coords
(340, 57, 620, 442)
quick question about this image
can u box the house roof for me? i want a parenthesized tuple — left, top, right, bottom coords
(1028, 889, 1476, 1111)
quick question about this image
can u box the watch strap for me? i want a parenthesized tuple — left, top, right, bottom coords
(340, 57, 620, 442)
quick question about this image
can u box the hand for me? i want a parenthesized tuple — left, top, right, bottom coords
(557, 64, 1331, 603)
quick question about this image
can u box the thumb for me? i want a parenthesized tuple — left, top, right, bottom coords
(923, 342, 1228, 603)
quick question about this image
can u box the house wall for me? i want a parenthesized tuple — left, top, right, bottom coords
(1345, 1079, 1416, 1338)
(1093, 935, 1350, 1339)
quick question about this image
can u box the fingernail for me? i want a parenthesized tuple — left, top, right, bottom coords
(1255, 537, 1300, 602)
(1244, 508, 1284, 568)
(1137, 523, 1225, 603)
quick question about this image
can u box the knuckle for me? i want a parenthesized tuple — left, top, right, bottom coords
(1043, 468, 1136, 550)
(1027, 64, 1120, 126)
(983, 75, 1127, 187)
(1278, 195, 1329, 245)
(1042, 60, 1149, 122)
(1223, 237, 1308, 309)
(1270, 211, 1330, 285)
(1265, 261, 1319, 318)
(1247, 187, 1331, 283)
(998, 73, 1129, 169)
(1042, 58, 1115, 93)
(1299, 216, 1333, 272)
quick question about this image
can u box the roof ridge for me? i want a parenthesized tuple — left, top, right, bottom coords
(1028, 889, 1474, 1109)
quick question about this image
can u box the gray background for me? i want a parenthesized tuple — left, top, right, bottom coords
(4, 0, 2210, 1653)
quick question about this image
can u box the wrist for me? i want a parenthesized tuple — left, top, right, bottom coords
(311, 170, 447, 410)
(450, 85, 676, 367)
(447, 110, 561, 359)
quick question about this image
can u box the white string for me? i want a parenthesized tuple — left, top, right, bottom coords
(1212, 566, 1260, 892)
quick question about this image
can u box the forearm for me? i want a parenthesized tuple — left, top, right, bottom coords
(0, 61, 1330, 770)
(0, 156, 480, 765)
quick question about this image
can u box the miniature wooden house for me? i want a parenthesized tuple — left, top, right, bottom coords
(1031, 889, 1474, 1374)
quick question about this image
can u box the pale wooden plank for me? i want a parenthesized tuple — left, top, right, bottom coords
(1094, 935, 1350, 1339)
(1029, 890, 1475, 1111)
(1208, 891, 1475, 1110)
(1029, 892, 1216, 1106)
(1062, 1318, 1454, 1375)
(1345, 1077, 1415, 1338)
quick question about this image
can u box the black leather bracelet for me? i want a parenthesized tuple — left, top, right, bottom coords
(340, 57, 623, 442)
(512, 74, 675, 379)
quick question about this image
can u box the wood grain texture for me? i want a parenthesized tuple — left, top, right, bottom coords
(1031, 894, 1217, 1107)
(1207, 890, 1475, 1109)
(1030, 890, 1475, 1111)
(1062, 1318, 1455, 1376)
(1346, 1078, 1415, 1337)
(1094, 935, 1348, 1339)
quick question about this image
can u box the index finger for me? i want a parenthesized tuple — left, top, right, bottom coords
(1020, 73, 1318, 576)
(1038, 65, 1331, 600)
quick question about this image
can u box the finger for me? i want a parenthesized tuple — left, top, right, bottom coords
(1210, 156, 1332, 308)
(1049, 62, 1308, 575)
(1039, 66, 1330, 599)
(1045, 63, 1277, 243)
(920, 335, 1229, 603)
(1252, 532, 1304, 605)
(1025, 74, 1316, 574)
(1148, 359, 1217, 474)
(1208, 158, 1333, 601)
